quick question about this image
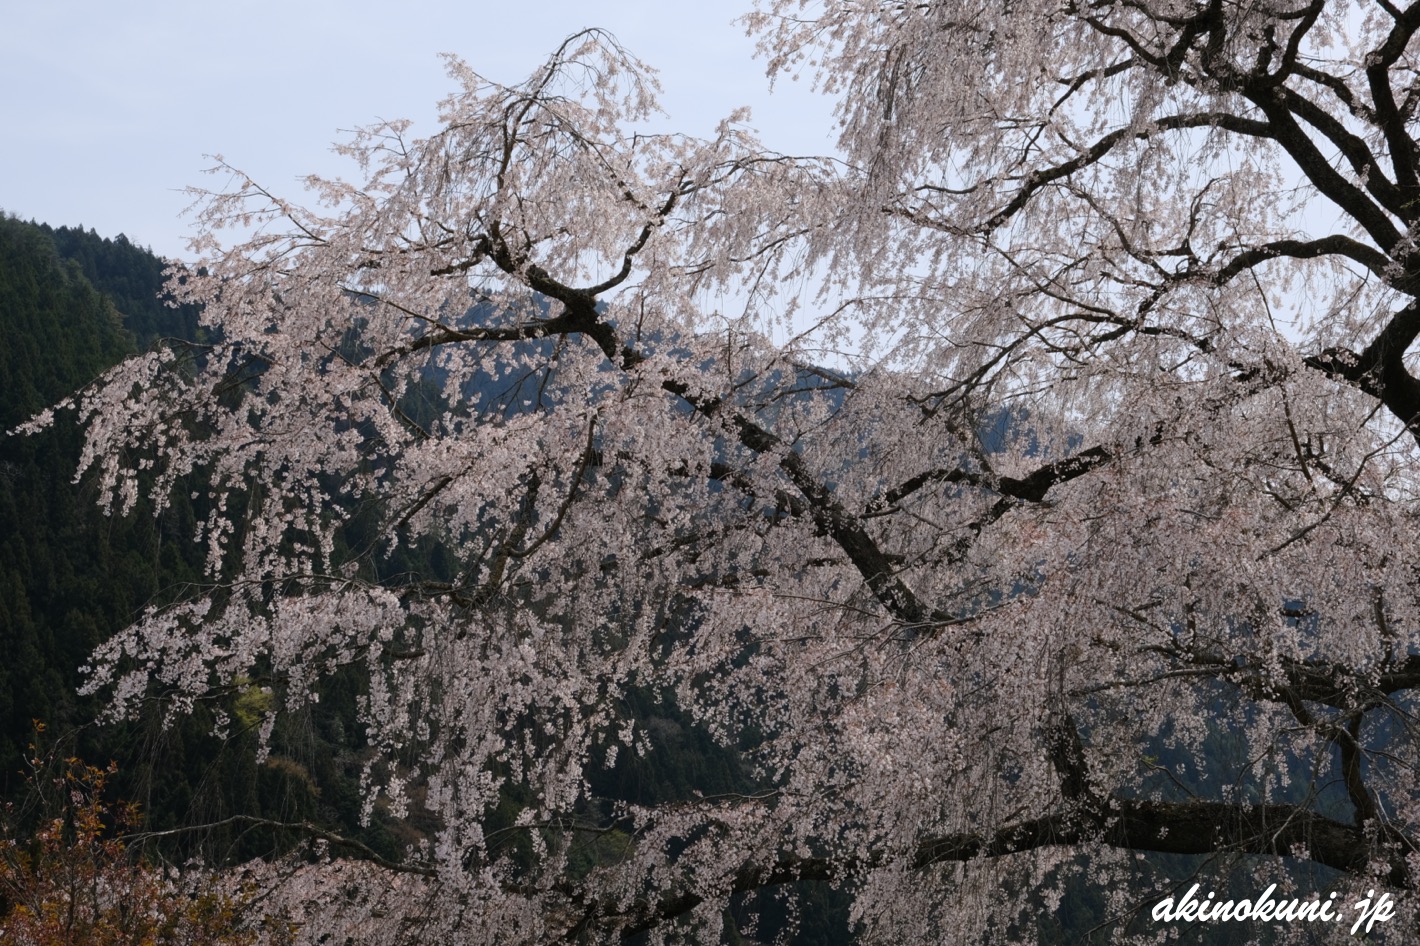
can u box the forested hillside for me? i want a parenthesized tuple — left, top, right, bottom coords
(0, 216, 150, 789)
(0, 216, 377, 861)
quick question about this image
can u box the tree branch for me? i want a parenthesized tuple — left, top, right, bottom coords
(591, 792, 1405, 939)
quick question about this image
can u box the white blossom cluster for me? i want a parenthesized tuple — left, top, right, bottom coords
(31, 5, 1420, 943)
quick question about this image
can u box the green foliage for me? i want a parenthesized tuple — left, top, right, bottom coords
(0, 216, 130, 426)
(0, 216, 148, 793)
(38, 222, 202, 351)
(0, 217, 376, 863)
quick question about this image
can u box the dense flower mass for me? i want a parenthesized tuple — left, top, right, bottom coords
(30, 2, 1420, 941)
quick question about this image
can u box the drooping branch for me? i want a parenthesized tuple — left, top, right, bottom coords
(1269, 83, 1409, 219)
(584, 791, 1405, 939)
(866, 445, 1112, 514)
(1208, 235, 1393, 287)
(128, 815, 437, 878)
(1366, 9, 1420, 190)
(1305, 300, 1420, 437)
(379, 222, 1147, 635)
(1188, 646, 1420, 714)
(978, 112, 1276, 235)
(1337, 714, 1379, 827)
(414, 233, 946, 630)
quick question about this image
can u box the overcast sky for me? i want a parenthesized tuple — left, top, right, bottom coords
(2, 1, 836, 261)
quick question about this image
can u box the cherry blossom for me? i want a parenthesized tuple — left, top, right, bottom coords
(32, 6, 1420, 941)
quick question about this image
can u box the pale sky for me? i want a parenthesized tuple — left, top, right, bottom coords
(2, 1, 836, 261)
